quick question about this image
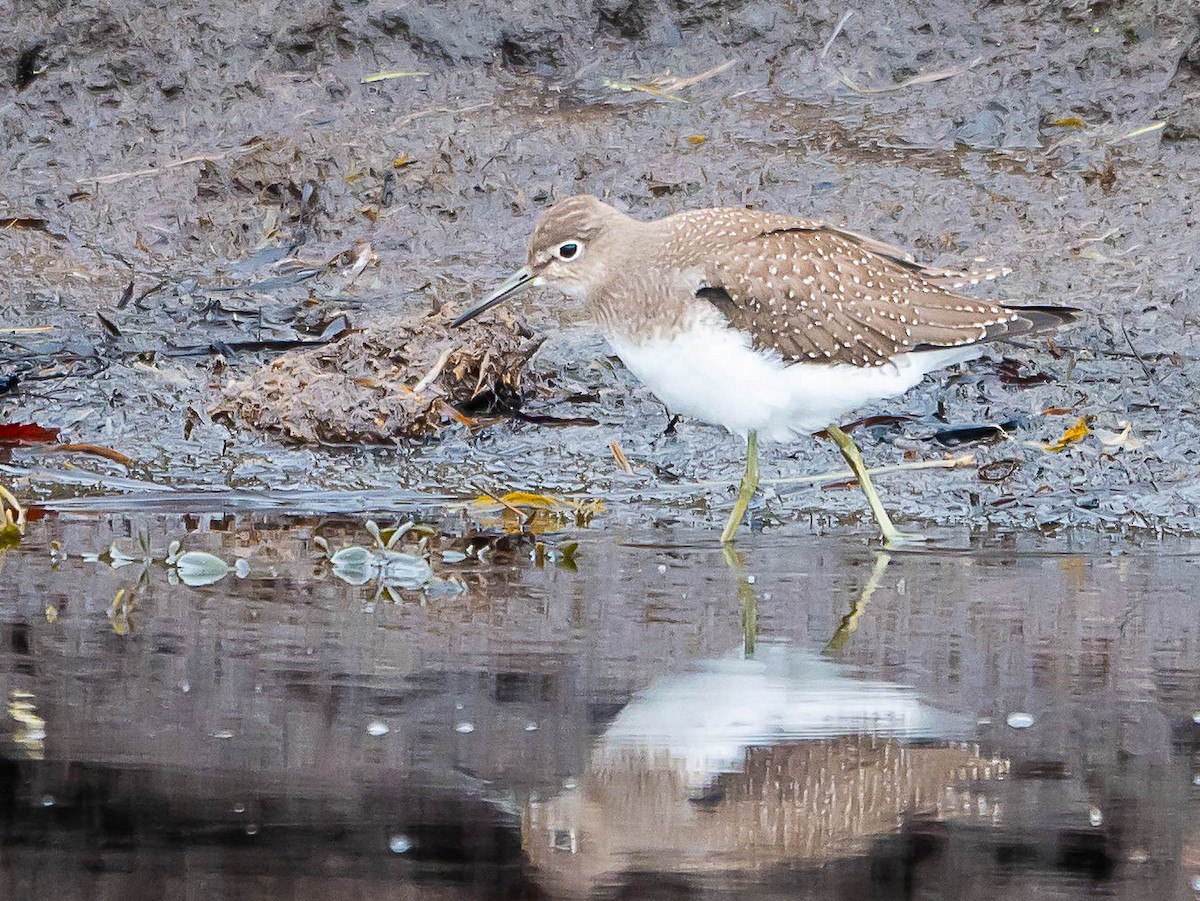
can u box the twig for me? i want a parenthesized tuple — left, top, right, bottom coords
(665, 60, 736, 91)
(603, 79, 687, 102)
(471, 350, 491, 400)
(1108, 121, 1165, 145)
(44, 443, 135, 467)
(472, 488, 534, 526)
(391, 102, 493, 131)
(1119, 300, 1153, 382)
(437, 398, 479, 429)
(0, 464, 172, 492)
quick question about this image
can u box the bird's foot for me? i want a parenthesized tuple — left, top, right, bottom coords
(881, 529, 929, 550)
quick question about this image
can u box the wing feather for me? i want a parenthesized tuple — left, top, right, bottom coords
(671, 214, 1074, 367)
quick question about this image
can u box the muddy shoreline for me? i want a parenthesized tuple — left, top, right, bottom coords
(2, 1, 1199, 535)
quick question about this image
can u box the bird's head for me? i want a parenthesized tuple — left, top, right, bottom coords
(452, 195, 624, 326)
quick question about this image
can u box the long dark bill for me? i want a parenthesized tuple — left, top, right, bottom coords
(451, 266, 536, 328)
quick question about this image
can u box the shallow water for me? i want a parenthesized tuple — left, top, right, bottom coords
(1, 510, 1196, 899)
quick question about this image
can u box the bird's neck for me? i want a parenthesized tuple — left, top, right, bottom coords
(584, 222, 706, 345)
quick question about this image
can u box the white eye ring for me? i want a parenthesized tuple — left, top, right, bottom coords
(553, 240, 583, 262)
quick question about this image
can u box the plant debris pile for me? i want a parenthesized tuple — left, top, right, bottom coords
(216, 312, 542, 444)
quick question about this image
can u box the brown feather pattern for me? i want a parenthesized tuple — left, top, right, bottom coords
(665, 209, 1058, 367)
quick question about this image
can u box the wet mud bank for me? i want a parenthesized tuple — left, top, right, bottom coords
(1, 0, 1198, 534)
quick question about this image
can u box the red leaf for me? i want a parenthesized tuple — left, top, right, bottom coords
(0, 423, 61, 445)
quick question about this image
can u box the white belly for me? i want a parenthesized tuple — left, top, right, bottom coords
(606, 320, 977, 442)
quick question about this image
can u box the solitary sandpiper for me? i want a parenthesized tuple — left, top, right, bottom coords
(453, 195, 1077, 546)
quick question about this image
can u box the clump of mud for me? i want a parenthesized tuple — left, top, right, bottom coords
(215, 312, 541, 444)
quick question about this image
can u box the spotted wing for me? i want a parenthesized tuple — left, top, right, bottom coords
(695, 224, 1059, 367)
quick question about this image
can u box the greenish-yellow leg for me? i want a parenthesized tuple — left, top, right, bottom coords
(824, 423, 926, 548)
(721, 544, 758, 657)
(824, 551, 892, 653)
(720, 430, 759, 544)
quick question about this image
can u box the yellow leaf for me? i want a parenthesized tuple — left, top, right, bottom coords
(471, 491, 605, 523)
(474, 491, 569, 511)
(1048, 116, 1086, 128)
(687, 135, 706, 145)
(0, 522, 21, 548)
(1045, 416, 1091, 452)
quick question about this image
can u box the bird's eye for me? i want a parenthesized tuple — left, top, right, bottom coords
(555, 241, 581, 261)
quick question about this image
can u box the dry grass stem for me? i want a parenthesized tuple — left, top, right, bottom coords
(80, 140, 264, 185)
(605, 60, 735, 103)
(413, 345, 457, 395)
(820, 10, 855, 59)
(610, 440, 635, 475)
(683, 453, 976, 489)
(839, 57, 981, 94)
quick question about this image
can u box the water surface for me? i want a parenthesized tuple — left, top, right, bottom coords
(2, 513, 1195, 899)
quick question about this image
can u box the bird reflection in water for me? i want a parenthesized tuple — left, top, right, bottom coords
(524, 555, 1007, 895)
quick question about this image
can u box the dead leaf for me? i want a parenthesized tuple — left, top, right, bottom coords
(1044, 416, 1092, 452)
(473, 491, 601, 513)
(0, 423, 60, 445)
(1093, 421, 1146, 453)
(471, 491, 604, 535)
